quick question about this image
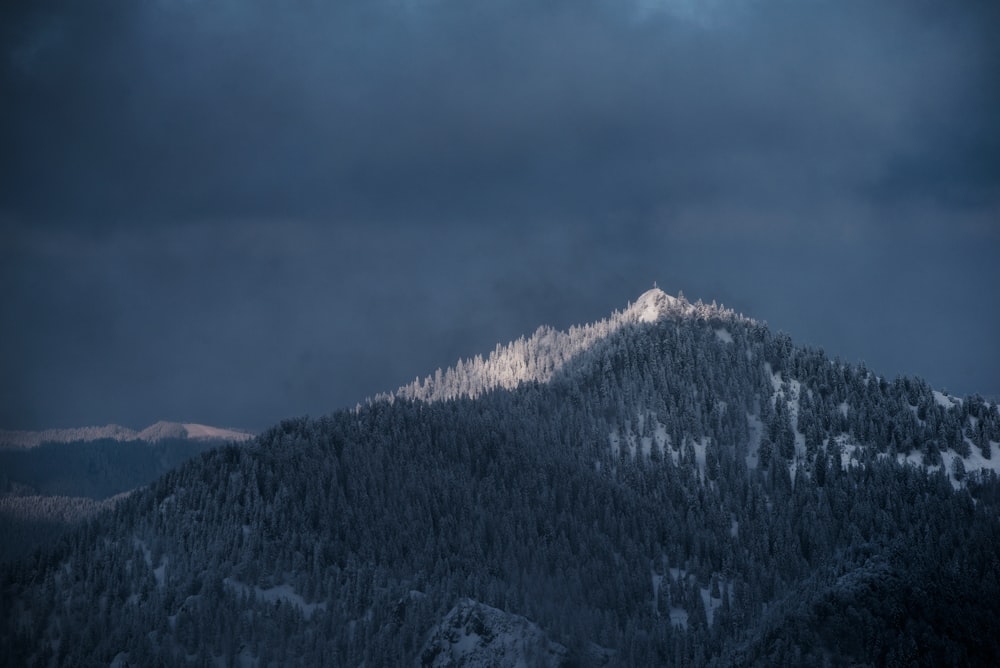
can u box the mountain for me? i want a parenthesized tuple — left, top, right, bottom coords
(390, 288, 718, 404)
(2, 290, 999, 666)
(0, 422, 254, 449)
(0, 422, 255, 563)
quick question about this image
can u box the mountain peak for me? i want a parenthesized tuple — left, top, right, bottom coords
(627, 288, 683, 323)
(390, 288, 740, 405)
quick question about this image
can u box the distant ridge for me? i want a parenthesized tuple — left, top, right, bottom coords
(0, 421, 254, 449)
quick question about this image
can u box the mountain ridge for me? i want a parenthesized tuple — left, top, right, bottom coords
(3, 289, 999, 666)
(0, 421, 254, 449)
(387, 288, 998, 486)
(388, 288, 746, 405)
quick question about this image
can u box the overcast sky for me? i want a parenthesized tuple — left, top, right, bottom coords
(2, 0, 998, 430)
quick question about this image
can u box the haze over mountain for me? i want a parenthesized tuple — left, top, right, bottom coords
(2, 290, 998, 666)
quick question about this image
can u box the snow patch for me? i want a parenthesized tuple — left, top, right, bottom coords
(669, 607, 689, 629)
(223, 578, 326, 620)
(745, 413, 763, 469)
(933, 391, 958, 409)
(714, 328, 733, 344)
(640, 435, 653, 458)
(764, 363, 783, 394)
(693, 437, 708, 476)
(651, 570, 664, 616)
(153, 558, 168, 589)
(611, 414, 671, 462)
(832, 434, 861, 469)
(133, 538, 167, 589)
(961, 437, 1000, 476)
(700, 586, 724, 627)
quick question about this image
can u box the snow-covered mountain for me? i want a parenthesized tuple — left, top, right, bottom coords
(3, 289, 999, 666)
(0, 421, 254, 449)
(391, 288, 742, 404)
(393, 288, 999, 487)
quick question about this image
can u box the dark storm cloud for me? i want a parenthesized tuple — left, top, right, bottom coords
(2, 0, 998, 429)
(3, 0, 996, 224)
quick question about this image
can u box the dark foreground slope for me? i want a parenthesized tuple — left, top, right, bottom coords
(0, 437, 231, 563)
(3, 295, 1000, 666)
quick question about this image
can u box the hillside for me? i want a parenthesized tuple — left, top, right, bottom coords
(0, 425, 255, 563)
(2, 290, 999, 666)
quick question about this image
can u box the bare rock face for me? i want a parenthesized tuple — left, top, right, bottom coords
(418, 598, 568, 668)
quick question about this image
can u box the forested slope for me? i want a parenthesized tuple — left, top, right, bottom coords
(0, 438, 223, 563)
(3, 292, 999, 666)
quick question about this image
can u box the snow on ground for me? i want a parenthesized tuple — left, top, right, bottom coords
(967, 440, 1000, 475)
(693, 438, 708, 477)
(630, 288, 682, 323)
(223, 579, 326, 620)
(745, 413, 763, 469)
(636, 412, 654, 458)
(651, 570, 664, 615)
(640, 434, 653, 458)
(669, 607, 689, 629)
(787, 379, 807, 459)
(134, 538, 168, 589)
(664, 568, 726, 628)
(610, 414, 672, 463)
(154, 558, 168, 589)
(699, 587, 724, 627)
(764, 363, 783, 394)
(182, 423, 254, 442)
(139, 421, 255, 442)
(134, 538, 151, 568)
(933, 390, 959, 409)
(654, 422, 671, 462)
(625, 433, 637, 458)
(894, 438, 1000, 490)
(937, 450, 962, 489)
(765, 366, 808, 465)
(832, 434, 861, 469)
